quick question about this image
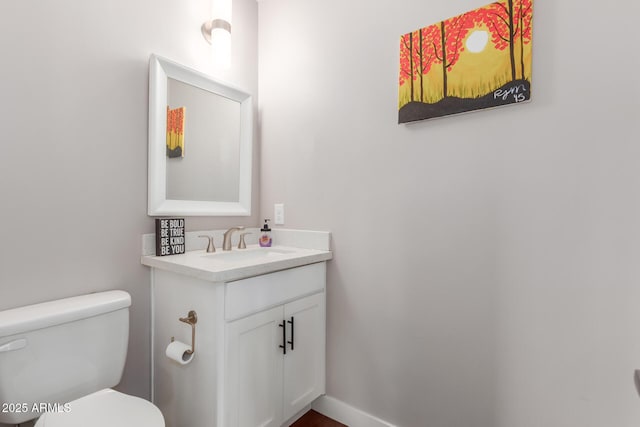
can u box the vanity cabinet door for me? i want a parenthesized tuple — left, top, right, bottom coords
(283, 292, 326, 421)
(225, 306, 284, 427)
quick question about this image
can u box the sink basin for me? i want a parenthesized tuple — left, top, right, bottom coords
(202, 246, 297, 263)
(142, 243, 332, 282)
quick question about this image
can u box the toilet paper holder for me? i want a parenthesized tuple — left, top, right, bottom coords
(171, 310, 198, 355)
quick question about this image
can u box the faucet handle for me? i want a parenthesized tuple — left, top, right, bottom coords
(198, 235, 216, 253)
(238, 232, 251, 249)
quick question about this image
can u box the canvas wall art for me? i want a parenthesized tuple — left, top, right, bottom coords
(398, 0, 533, 123)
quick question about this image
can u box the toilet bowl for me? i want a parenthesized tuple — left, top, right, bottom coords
(34, 389, 164, 427)
(0, 290, 164, 426)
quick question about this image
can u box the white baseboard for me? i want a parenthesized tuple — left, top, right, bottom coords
(312, 396, 397, 427)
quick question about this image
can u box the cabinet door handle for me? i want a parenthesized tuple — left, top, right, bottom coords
(279, 321, 287, 354)
(287, 316, 295, 351)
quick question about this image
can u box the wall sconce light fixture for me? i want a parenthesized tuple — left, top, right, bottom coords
(201, 0, 232, 68)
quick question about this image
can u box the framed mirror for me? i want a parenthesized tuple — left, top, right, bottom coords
(148, 54, 252, 216)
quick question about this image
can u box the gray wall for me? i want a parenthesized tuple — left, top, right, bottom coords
(258, 0, 640, 426)
(0, 0, 258, 416)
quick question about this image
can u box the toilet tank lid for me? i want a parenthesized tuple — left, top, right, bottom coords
(0, 291, 131, 337)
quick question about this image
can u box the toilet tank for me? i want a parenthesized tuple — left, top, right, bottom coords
(0, 290, 131, 424)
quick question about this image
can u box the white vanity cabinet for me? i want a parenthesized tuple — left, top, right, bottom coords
(225, 292, 325, 427)
(147, 256, 328, 427)
(224, 262, 326, 427)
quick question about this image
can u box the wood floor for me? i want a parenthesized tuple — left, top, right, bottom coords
(290, 410, 347, 427)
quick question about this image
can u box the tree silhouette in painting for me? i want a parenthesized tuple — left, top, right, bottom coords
(400, 27, 438, 103)
(398, 0, 534, 124)
(399, 32, 416, 102)
(476, 0, 533, 80)
(432, 13, 475, 98)
(517, 0, 533, 79)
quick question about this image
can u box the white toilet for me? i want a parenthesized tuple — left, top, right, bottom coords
(0, 290, 164, 427)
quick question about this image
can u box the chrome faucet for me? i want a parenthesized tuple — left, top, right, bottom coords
(222, 226, 243, 251)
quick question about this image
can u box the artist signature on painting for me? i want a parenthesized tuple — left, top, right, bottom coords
(494, 83, 528, 103)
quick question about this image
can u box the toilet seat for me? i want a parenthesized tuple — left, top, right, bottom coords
(34, 388, 164, 427)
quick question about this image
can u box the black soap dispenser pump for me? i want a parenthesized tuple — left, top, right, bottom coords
(259, 219, 272, 247)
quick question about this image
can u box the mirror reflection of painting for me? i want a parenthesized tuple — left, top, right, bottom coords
(398, 0, 533, 123)
(166, 106, 186, 158)
(165, 77, 241, 203)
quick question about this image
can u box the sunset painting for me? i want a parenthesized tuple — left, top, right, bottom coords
(398, 0, 533, 123)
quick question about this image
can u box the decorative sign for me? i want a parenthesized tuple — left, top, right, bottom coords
(155, 218, 186, 256)
(398, 0, 533, 123)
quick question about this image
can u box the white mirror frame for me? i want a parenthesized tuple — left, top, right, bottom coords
(148, 54, 253, 216)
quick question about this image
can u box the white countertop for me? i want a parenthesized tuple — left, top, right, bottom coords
(141, 244, 333, 282)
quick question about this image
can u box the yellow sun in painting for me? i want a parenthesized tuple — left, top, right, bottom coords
(465, 30, 489, 53)
(444, 27, 513, 98)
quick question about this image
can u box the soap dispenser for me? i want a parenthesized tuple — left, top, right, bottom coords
(259, 219, 272, 247)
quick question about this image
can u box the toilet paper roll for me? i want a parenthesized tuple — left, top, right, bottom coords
(166, 340, 194, 365)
